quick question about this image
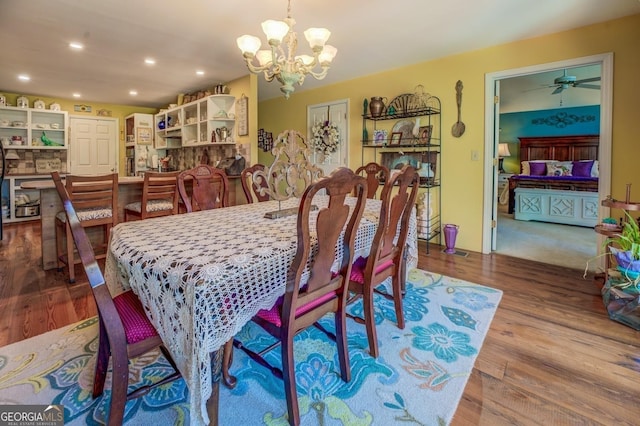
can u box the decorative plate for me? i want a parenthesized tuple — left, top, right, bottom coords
(392, 119, 415, 142)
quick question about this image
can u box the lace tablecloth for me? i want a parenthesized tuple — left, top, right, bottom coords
(105, 196, 417, 425)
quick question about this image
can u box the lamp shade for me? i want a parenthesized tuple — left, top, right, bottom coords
(498, 143, 511, 157)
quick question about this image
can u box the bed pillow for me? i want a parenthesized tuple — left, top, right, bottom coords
(529, 162, 547, 176)
(572, 160, 594, 177)
(520, 161, 530, 175)
(547, 161, 573, 176)
(591, 160, 599, 177)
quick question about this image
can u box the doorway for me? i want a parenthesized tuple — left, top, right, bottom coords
(306, 99, 349, 176)
(482, 53, 613, 265)
(69, 116, 118, 175)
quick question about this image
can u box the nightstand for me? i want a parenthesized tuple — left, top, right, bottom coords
(498, 173, 514, 205)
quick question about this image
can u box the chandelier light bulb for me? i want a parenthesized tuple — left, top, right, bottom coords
(262, 20, 289, 45)
(237, 0, 337, 99)
(236, 35, 261, 56)
(303, 28, 330, 49)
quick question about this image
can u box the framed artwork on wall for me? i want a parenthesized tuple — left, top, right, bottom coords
(418, 125, 433, 144)
(390, 132, 402, 145)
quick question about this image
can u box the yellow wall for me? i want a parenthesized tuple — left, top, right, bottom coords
(226, 74, 258, 164)
(256, 13, 640, 253)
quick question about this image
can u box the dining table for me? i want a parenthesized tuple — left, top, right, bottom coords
(104, 195, 418, 425)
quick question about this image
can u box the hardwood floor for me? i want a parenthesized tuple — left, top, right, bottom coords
(1, 220, 638, 424)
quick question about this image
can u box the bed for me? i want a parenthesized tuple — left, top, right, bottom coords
(508, 135, 600, 227)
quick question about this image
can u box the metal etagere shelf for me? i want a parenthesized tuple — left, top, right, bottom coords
(360, 91, 442, 253)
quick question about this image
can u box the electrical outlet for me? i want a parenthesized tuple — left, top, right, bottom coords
(471, 150, 480, 161)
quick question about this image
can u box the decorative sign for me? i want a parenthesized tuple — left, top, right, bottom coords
(137, 127, 152, 145)
(74, 104, 92, 113)
(236, 94, 249, 136)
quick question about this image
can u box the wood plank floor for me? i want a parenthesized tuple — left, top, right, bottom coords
(1, 220, 638, 425)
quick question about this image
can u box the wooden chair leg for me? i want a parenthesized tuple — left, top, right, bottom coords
(65, 222, 75, 283)
(107, 349, 129, 426)
(363, 286, 379, 358)
(221, 339, 237, 388)
(55, 220, 64, 270)
(281, 333, 300, 426)
(92, 319, 110, 398)
(335, 308, 351, 382)
(392, 273, 405, 330)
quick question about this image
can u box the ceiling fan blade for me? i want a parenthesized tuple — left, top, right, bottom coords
(575, 76, 601, 84)
(551, 86, 564, 95)
(575, 84, 600, 90)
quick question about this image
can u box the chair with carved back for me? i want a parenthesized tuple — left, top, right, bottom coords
(355, 162, 390, 199)
(54, 172, 118, 283)
(51, 172, 181, 426)
(177, 165, 230, 212)
(240, 163, 270, 204)
(124, 171, 180, 220)
(224, 167, 368, 426)
(347, 164, 419, 358)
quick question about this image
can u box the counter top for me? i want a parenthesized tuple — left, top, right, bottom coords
(21, 176, 144, 190)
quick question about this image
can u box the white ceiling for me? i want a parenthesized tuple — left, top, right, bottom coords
(0, 0, 638, 108)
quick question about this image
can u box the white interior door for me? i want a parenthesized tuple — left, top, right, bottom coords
(307, 100, 349, 176)
(491, 80, 501, 250)
(69, 117, 118, 175)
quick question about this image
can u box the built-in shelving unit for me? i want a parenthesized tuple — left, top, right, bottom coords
(154, 95, 236, 150)
(0, 106, 68, 149)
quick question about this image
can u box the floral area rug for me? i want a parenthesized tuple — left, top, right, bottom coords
(0, 269, 502, 425)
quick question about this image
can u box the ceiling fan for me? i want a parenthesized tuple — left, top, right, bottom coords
(547, 69, 601, 94)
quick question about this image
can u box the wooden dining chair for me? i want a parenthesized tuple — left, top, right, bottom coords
(240, 163, 270, 204)
(54, 172, 118, 283)
(225, 167, 368, 426)
(347, 164, 419, 358)
(177, 165, 229, 212)
(355, 162, 390, 199)
(124, 171, 180, 220)
(51, 172, 181, 426)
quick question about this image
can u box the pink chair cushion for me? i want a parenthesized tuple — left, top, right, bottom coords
(256, 291, 338, 327)
(349, 256, 395, 285)
(113, 290, 158, 344)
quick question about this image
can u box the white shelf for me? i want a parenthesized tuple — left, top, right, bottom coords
(0, 106, 67, 149)
(154, 95, 236, 149)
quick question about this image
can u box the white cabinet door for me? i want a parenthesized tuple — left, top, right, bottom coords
(69, 117, 118, 175)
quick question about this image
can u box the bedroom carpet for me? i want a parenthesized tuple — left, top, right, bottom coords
(496, 209, 598, 272)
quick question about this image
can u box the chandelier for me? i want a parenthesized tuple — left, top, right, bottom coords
(236, 0, 337, 99)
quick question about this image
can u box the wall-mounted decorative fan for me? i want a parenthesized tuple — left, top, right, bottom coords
(546, 69, 601, 94)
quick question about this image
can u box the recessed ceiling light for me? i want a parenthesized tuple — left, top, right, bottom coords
(144, 58, 156, 65)
(69, 42, 84, 50)
(73, 93, 81, 98)
(129, 90, 138, 96)
(18, 74, 30, 81)
(196, 70, 205, 76)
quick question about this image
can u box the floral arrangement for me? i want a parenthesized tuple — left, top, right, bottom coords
(311, 120, 340, 156)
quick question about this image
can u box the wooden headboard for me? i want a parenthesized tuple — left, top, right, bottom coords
(518, 135, 599, 162)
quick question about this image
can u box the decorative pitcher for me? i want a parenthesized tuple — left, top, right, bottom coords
(216, 127, 228, 141)
(369, 97, 387, 118)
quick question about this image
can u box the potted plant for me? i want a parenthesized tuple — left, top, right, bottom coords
(606, 211, 640, 285)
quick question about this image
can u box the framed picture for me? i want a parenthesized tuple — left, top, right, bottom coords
(390, 131, 402, 145)
(137, 127, 152, 145)
(373, 129, 388, 145)
(418, 125, 433, 144)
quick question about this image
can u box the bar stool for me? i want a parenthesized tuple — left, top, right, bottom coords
(124, 171, 180, 221)
(54, 173, 118, 283)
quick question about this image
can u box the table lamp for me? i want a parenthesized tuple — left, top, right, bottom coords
(498, 143, 511, 173)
